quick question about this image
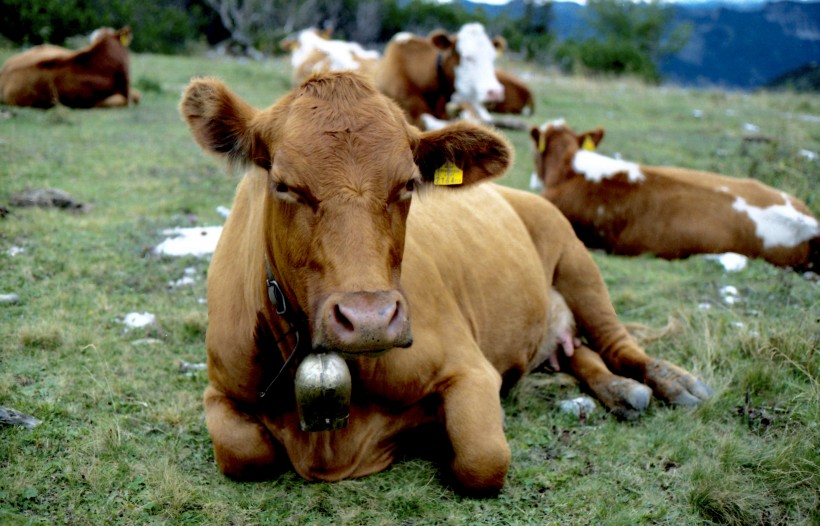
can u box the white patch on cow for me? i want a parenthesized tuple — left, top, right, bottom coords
(420, 113, 450, 131)
(731, 194, 820, 248)
(540, 118, 566, 134)
(452, 23, 503, 106)
(394, 32, 413, 44)
(122, 312, 156, 330)
(704, 252, 748, 272)
(572, 150, 645, 183)
(596, 205, 605, 217)
(292, 28, 379, 73)
(154, 226, 223, 257)
(716, 186, 730, 193)
(529, 172, 544, 192)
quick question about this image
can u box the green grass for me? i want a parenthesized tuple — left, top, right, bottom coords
(1, 50, 818, 525)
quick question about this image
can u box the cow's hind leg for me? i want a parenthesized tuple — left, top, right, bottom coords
(552, 242, 711, 410)
(560, 345, 652, 420)
(204, 386, 281, 480)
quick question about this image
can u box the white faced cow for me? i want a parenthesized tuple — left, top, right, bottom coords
(180, 72, 710, 495)
(376, 23, 505, 130)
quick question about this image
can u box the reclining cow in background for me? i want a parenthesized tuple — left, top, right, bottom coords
(180, 72, 710, 494)
(529, 119, 819, 272)
(376, 23, 505, 130)
(486, 69, 534, 116)
(0, 26, 138, 109)
(281, 27, 380, 86)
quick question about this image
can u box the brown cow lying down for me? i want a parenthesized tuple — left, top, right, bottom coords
(376, 23, 505, 130)
(530, 119, 820, 272)
(281, 27, 380, 86)
(180, 72, 710, 494)
(0, 27, 138, 109)
(486, 69, 534, 116)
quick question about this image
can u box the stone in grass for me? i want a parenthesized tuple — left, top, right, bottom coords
(9, 188, 91, 213)
(0, 293, 19, 305)
(558, 396, 596, 418)
(0, 407, 42, 429)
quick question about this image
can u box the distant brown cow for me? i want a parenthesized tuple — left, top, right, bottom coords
(530, 119, 820, 271)
(180, 72, 710, 494)
(376, 23, 505, 130)
(281, 27, 380, 86)
(0, 27, 138, 109)
(487, 69, 534, 116)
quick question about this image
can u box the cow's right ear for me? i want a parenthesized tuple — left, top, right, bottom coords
(429, 30, 454, 50)
(414, 121, 513, 187)
(179, 77, 271, 170)
(530, 126, 545, 153)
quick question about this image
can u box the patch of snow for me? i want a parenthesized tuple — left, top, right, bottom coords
(123, 312, 156, 329)
(704, 252, 748, 272)
(154, 226, 222, 257)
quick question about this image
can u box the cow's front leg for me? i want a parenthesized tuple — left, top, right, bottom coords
(203, 385, 281, 480)
(441, 365, 510, 495)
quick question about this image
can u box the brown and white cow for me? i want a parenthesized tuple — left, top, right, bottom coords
(486, 69, 534, 116)
(180, 72, 710, 494)
(376, 23, 505, 130)
(529, 119, 820, 271)
(281, 27, 380, 86)
(0, 27, 137, 109)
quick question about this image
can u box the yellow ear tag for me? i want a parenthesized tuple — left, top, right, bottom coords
(582, 135, 596, 151)
(538, 132, 546, 153)
(433, 162, 463, 186)
(120, 34, 129, 46)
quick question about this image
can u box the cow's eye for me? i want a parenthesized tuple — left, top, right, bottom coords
(272, 181, 299, 203)
(399, 178, 417, 201)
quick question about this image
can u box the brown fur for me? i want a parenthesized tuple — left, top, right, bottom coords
(375, 30, 504, 129)
(531, 122, 820, 271)
(487, 69, 534, 115)
(180, 72, 710, 494)
(0, 27, 138, 108)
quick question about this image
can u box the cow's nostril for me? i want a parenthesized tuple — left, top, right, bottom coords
(333, 304, 355, 332)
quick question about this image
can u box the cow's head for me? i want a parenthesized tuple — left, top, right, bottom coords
(431, 23, 505, 107)
(530, 119, 605, 188)
(181, 72, 512, 356)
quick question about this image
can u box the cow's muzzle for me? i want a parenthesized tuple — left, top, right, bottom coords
(314, 290, 413, 355)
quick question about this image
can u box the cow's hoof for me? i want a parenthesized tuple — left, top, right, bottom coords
(645, 359, 712, 406)
(587, 377, 651, 420)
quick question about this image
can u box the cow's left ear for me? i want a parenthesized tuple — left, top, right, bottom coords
(429, 30, 455, 51)
(117, 27, 133, 47)
(414, 122, 513, 187)
(578, 128, 605, 149)
(180, 77, 272, 170)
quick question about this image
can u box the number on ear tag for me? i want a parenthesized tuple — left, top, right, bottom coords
(433, 162, 463, 186)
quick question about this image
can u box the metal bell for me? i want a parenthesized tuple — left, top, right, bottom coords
(294, 352, 352, 432)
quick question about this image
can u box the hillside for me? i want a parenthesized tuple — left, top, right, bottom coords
(463, 0, 820, 90)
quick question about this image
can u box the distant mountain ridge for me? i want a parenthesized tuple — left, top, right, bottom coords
(461, 0, 820, 90)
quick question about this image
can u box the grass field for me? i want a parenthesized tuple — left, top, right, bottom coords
(1, 50, 818, 525)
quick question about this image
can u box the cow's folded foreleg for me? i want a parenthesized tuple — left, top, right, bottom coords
(203, 385, 281, 480)
(441, 365, 510, 495)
